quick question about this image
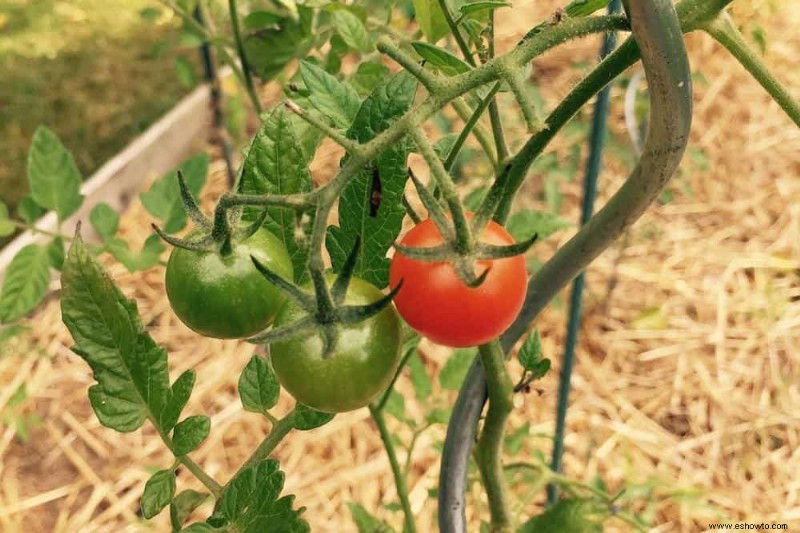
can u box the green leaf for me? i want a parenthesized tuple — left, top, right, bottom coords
(439, 348, 476, 391)
(61, 235, 172, 432)
(89, 202, 120, 242)
(519, 499, 601, 533)
(518, 329, 541, 370)
(292, 403, 335, 431)
(0, 244, 51, 323)
(412, 0, 449, 42)
(106, 234, 165, 272)
(564, 0, 611, 18)
(175, 57, 197, 88)
(411, 41, 471, 76)
(459, 1, 511, 17)
(172, 415, 210, 456)
(348, 503, 394, 533)
(245, 15, 309, 80)
(408, 353, 432, 402)
(180, 523, 218, 532)
(161, 370, 196, 433)
(244, 11, 282, 30)
(238, 355, 280, 414)
(16, 196, 45, 225)
(218, 459, 309, 532)
(48, 237, 65, 270)
(140, 154, 209, 234)
(171, 490, 209, 532)
(506, 209, 572, 242)
(326, 72, 418, 289)
(0, 202, 15, 237)
(464, 187, 488, 211)
(238, 106, 314, 281)
(331, 10, 372, 53)
(142, 469, 176, 519)
(383, 391, 406, 422)
(299, 61, 361, 129)
(350, 62, 390, 96)
(26, 126, 84, 222)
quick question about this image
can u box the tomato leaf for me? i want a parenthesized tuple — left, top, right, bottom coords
(48, 237, 65, 271)
(299, 60, 361, 129)
(89, 202, 120, 242)
(161, 370, 196, 432)
(460, 1, 512, 17)
(348, 503, 395, 533)
(565, 0, 611, 17)
(238, 355, 280, 414)
(141, 469, 176, 519)
(0, 202, 15, 237)
(506, 209, 572, 242)
(412, 0, 449, 42)
(61, 235, 181, 433)
(0, 244, 51, 323)
(26, 126, 84, 223)
(244, 13, 310, 80)
(384, 391, 406, 422)
(217, 459, 309, 532)
(172, 415, 210, 456)
(326, 72, 418, 289)
(439, 348, 476, 391)
(350, 62, 390, 96)
(292, 403, 335, 430)
(331, 10, 372, 53)
(411, 41, 472, 76)
(170, 490, 209, 532)
(140, 154, 208, 234)
(408, 353, 432, 402)
(239, 106, 314, 282)
(106, 234, 165, 273)
(519, 498, 601, 532)
(16, 195, 46, 225)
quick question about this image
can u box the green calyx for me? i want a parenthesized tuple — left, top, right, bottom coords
(247, 237, 402, 357)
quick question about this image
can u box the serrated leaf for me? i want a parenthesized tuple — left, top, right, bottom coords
(331, 10, 372, 53)
(411, 41, 471, 76)
(0, 244, 51, 323)
(238, 355, 280, 414)
(350, 62, 390, 96)
(292, 403, 335, 431)
(348, 503, 394, 533)
(48, 237, 65, 270)
(299, 61, 361, 128)
(142, 469, 176, 519)
(439, 348, 476, 391)
(412, 0, 449, 42)
(218, 459, 309, 532)
(239, 107, 314, 281)
(0, 202, 15, 237)
(140, 154, 208, 233)
(90, 202, 120, 242)
(325, 72, 418, 289)
(245, 15, 309, 80)
(106, 234, 165, 273)
(171, 490, 209, 532)
(506, 209, 572, 242)
(172, 415, 210, 456)
(161, 370, 196, 432)
(460, 1, 512, 16)
(16, 196, 45, 225)
(408, 353, 432, 402)
(26, 126, 84, 222)
(61, 235, 171, 432)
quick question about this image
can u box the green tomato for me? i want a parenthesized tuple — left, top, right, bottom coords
(270, 276, 402, 413)
(165, 228, 292, 339)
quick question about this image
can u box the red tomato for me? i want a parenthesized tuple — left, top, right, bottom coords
(389, 215, 528, 347)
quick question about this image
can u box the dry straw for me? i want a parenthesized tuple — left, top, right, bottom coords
(1, 2, 799, 531)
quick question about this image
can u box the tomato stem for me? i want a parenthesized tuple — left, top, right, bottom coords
(227, 0, 263, 115)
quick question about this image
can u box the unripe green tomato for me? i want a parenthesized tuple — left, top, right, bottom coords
(165, 228, 293, 339)
(270, 276, 402, 413)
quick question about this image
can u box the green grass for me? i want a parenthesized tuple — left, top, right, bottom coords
(0, 0, 198, 212)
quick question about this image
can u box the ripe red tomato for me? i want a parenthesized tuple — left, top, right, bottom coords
(389, 215, 528, 347)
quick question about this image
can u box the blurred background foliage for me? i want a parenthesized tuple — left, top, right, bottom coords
(0, 0, 200, 212)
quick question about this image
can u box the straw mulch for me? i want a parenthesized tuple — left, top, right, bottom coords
(1, 2, 798, 532)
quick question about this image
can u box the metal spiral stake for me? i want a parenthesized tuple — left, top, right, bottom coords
(548, 0, 623, 506)
(439, 0, 693, 530)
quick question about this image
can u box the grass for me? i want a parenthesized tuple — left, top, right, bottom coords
(0, 0, 198, 212)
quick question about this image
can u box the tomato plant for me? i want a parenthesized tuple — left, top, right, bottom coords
(165, 227, 292, 339)
(271, 275, 402, 413)
(390, 215, 527, 347)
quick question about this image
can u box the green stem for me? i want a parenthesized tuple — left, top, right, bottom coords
(233, 411, 296, 480)
(228, 0, 263, 114)
(446, 83, 502, 171)
(376, 345, 417, 412)
(437, 0, 477, 67)
(156, 427, 222, 498)
(10, 220, 72, 241)
(487, 11, 509, 162)
(475, 340, 514, 532)
(451, 97, 498, 166)
(703, 12, 800, 127)
(369, 405, 416, 533)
